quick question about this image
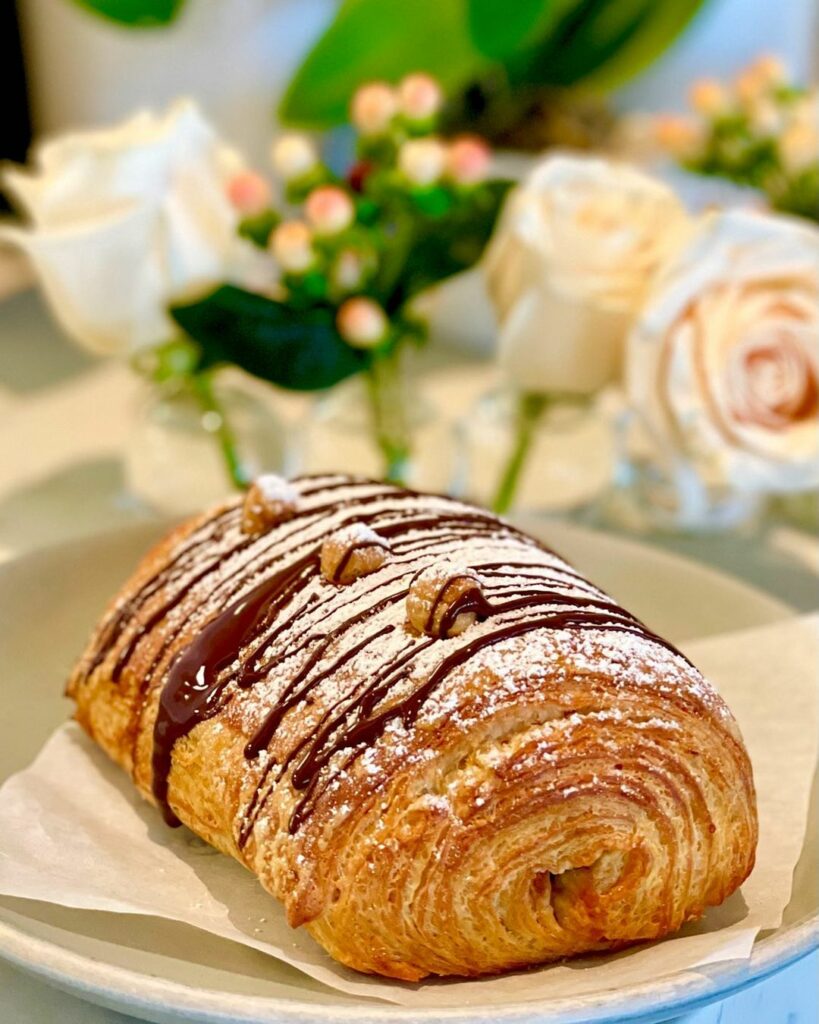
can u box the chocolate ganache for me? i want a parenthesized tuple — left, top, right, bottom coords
(88, 475, 685, 836)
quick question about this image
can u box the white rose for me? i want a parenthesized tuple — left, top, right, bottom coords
(627, 209, 819, 494)
(1, 100, 248, 355)
(484, 154, 690, 394)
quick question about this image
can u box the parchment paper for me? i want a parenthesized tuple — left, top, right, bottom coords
(0, 614, 816, 1008)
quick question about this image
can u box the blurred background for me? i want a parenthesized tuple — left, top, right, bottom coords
(3, 0, 817, 173)
(0, 0, 817, 591)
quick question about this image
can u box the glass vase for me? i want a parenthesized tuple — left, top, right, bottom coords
(125, 370, 288, 516)
(455, 388, 615, 516)
(295, 352, 453, 491)
(598, 407, 763, 534)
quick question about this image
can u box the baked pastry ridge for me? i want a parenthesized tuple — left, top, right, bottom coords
(68, 474, 758, 980)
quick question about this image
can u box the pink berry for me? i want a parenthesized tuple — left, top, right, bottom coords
(447, 135, 491, 184)
(351, 82, 398, 136)
(305, 186, 355, 235)
(398, 138, 446, 186)
(226, 171, 271, 216)
(337, 296, 388, 348)
(270, 220, 313, 273)
(398, 73, 443, 122)
(271, 134, 317, 180)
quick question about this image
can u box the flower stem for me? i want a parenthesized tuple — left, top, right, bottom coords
(491, 392, 548, 515)
(365, 350, 411, 485)
(191, 370, 250, 491)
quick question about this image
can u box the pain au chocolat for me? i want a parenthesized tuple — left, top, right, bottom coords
(68, 474, 757, 981)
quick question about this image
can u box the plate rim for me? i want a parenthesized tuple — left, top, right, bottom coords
(0, 913, 816, 1024)
(0, 522, 814, 1023)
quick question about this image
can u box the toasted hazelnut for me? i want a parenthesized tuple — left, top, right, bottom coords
(242, 475, 299, 535)
(407, 562, 487, 638)
(321, 524, 391, 584)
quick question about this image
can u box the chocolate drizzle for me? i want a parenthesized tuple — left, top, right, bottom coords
(90, 475, 690, 836)
(152, 550, 318, 825)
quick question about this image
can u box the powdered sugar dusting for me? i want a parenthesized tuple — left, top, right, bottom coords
(88, 475, 721, 846)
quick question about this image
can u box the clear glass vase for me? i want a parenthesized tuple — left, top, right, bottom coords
(455, 388, 615, 516)
(125, 370, 288, 515)
(598, 407, 763, 535)
(295, 352, 453, 491)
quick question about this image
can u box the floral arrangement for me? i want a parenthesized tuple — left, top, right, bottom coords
(5, 61, 817, 530)
(655, 55, 819, 223)
(484, 152, 819, 520)
(2, 75, 509, 487)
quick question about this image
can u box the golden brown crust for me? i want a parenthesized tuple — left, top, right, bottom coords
(68, 475, 758, 980)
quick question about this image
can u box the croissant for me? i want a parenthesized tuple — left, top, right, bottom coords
(68, 474, 757, 981)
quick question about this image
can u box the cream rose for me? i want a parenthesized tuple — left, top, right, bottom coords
(627, 209, 819, 494)
(484, 154, 690, 394)
(1, 100, 248, 355)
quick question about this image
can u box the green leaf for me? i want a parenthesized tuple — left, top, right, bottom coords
(569, 0, 709, 92)
(238, 210, 280, 249)
(71, 0, 184, 27)
(507, 0, 708, 91)
(467, 0, 557, 61)
(392, 179, 511, 306)
(170, 286, 368, 392)
(280, 0, 489, 129)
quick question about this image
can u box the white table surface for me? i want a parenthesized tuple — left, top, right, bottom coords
(0, 286, 816, 1023)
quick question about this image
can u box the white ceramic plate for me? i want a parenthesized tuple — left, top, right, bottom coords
(0, 521, 815, 1024)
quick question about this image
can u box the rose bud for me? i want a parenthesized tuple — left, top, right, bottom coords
(337, 296, 388, 348)
(305, 185, 355, 235)
(270, 220, 314, 273)
(398, 72, 443, 122)
(226, 171, 272, 216)
(689, 78, 728, 117)
(351, 82, 398, 136)
(447, 135, 491, 184)
(270, 134, 318, 180)
(399, 137, 446, 186)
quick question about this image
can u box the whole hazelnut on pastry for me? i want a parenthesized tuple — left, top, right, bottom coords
(241, 475, 299, 535)
(321, 524, 391, 584)
(407, 563, 487, 638)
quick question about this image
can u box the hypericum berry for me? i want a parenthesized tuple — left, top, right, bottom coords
(734, 57, 786, 107)
(332, 249, 367, 292)
(336, 296, 388, 348)
(305, 185, 355, 235)
(351, 82, 398, 136)
(655, 115, 703, 160)
(749, 98, 782, 136)
(447, 135, 491, 184)
(398, 73, 443, 122)
(270, 134, 318, 180)
(270, 220, 314, 273)
(689, 78, 728, 117)
(780, 121, 819, 172)
(398, 137, 446, 186)
(226, 171, 272, 216)
(347, 159, 374, 193)
(752, 53, 787, 87)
